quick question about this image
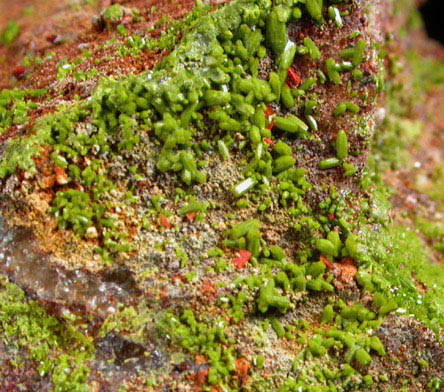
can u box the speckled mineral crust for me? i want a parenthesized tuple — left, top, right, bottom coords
(1, 0, 444, 391)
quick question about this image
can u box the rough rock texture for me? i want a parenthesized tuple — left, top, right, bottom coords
(1, 0, 444, 391)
